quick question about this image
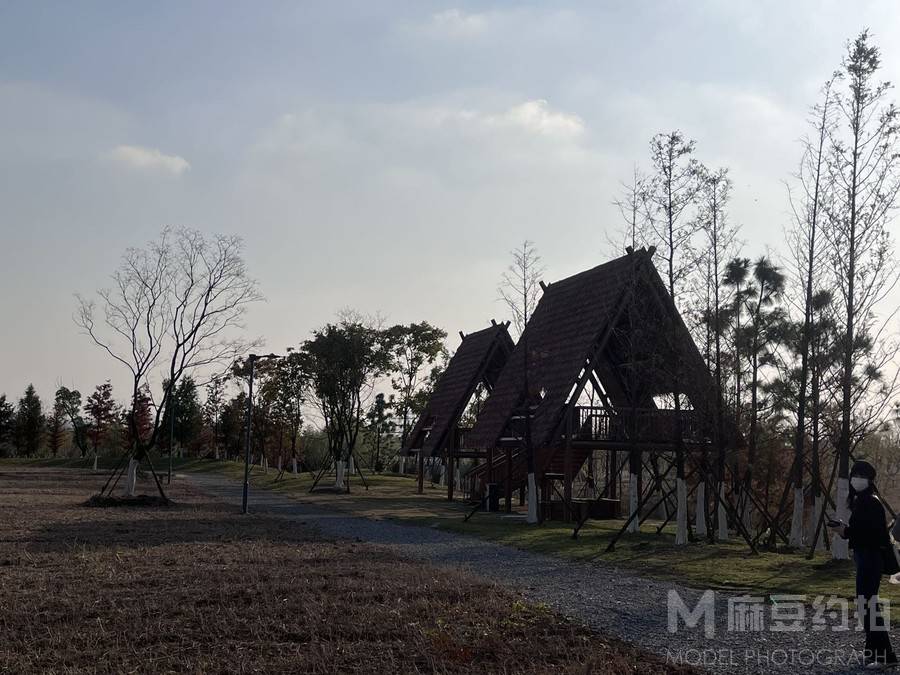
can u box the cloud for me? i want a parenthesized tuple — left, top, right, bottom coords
(420, 9, 489, 39)
(106, 144, 190, 175)
(248, 98, 593, 191)
(488, 100, 584, 139)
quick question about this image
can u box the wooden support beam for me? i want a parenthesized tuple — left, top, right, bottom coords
(505, 447, 512, 513)
(608, 450, 617, 499)
(564, 410, 573, 522)
(447, 454, 455, 501)
(487, 447, 494, 484)
(417, 451, 424, 495)
(540, 473, 550, 523)
(449, 450, 489, 459)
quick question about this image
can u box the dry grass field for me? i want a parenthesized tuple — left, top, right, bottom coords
(0, 467, 695, 674)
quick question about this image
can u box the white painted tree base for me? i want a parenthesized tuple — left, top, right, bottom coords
(676, 478, 688, 545)
(92, 455, 98, 472)
(832, 478, 850, 560)
(124, 458, 139, 497)
(526, 473, 538, 524)
(292, 458, 298, 474)
(335, 460, 346, 490)
(790, 487, 805, 547)
(695, 481, 707, 537)
(627, 472, 640, 533)
(717, 483, 728, 541)
(263, 457, 268, 474)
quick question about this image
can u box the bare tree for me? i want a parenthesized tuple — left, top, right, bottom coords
(499, 241, 544, 339)
(741, 258, 787, 537)
(76, 228, 262, 498)
(785, 76, 837, 546)
(498, 240, 545, 523)
(203, 376, 227, 460)
(823, 31, 900, 559)
(645, 131, 700, 545)
(611, 166, 650, 253)
(613, 170, 652, 533)
(695, 165, 739, 541)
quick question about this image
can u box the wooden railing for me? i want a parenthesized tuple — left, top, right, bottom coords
(572, 406, 707, 445)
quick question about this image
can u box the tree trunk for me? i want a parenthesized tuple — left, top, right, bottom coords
(335, 458, 345, 489)
(526, 472, 538, 523)
(835, 82, 862, 561)
(790, 487, 805, 547)
(124, 457, 139, 496)
(832, 478, 850, 559)
(695, 481, 707, 537)
(716, 482, 728, 541)
(627, 470, 640, 533)
(807, 494, 825, 551)
(676, 477, 688, 544)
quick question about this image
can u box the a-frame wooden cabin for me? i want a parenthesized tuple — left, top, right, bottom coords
(463, 247, 731, 525)
(402, 320, 515, 497)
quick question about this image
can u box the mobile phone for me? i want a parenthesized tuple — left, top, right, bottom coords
(826, 517, 842, 528)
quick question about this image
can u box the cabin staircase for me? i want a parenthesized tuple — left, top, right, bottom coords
(464, 445, 593, 501)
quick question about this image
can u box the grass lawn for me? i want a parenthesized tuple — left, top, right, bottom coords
(5, 456, 894, 604)
(0, 466, 694, 674)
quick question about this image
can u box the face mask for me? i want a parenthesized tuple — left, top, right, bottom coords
(851, 477, 870, 492)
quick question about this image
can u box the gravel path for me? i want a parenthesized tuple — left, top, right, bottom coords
(189, 473, 880, 674)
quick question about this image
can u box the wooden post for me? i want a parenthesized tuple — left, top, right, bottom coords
(487, 447, 494, 484)
(505, 447, 512, 512)
(417, 451, 424, 494)
(447, 454, 455, 501)
(540, 473, 550, 522)
(609, 450, 618, 499)
(563, 408, 573, 522)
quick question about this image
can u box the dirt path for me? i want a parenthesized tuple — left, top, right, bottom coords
(188, 472, 879, 674)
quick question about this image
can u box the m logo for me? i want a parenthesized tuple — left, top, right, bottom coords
(668, 590, 716, 638)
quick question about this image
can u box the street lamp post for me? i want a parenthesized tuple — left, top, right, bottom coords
(242, 353, 280, 514)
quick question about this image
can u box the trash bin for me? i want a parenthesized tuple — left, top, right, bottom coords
(486, 483, 500, 512)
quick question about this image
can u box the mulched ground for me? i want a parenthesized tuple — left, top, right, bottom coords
(0, 469, 696, 674)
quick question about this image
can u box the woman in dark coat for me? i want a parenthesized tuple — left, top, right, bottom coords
(830, 460, 897, 669)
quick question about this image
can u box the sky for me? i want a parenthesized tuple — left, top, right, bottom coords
(2, 1, 900, 405)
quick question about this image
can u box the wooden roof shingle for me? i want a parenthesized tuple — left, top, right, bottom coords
(467, 249, 719, 450)
(403, 322, 514, 456)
